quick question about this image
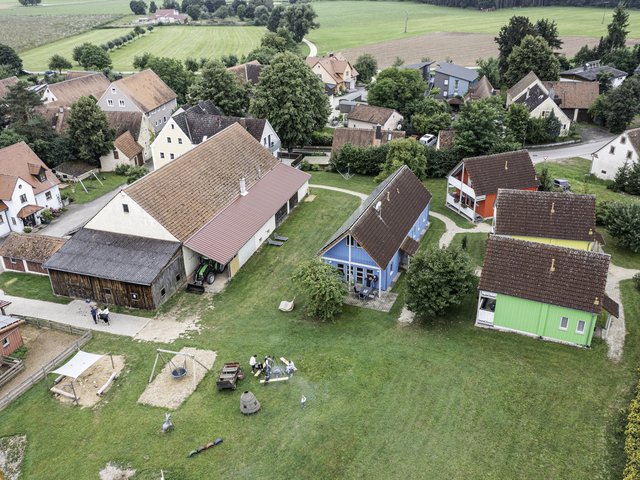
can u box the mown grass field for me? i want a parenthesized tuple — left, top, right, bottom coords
(309, 2, 640, 53)
(0, 0, 130, 16)
(0, 272, 71, 304)
(19, 25, 265, 71)
(62, 172, 127, 204)
(1, 180, 639, 478)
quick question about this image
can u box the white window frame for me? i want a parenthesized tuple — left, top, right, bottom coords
(2, 336, 9, 348)
(160, 153, 165, 159)
(169, 153, 175, 160)
(118, 99, 125, 107)
(559, 316, 569, 331)
(111, 87, 116, 94)
(576, 320, 586, 335)
(178, 138, 182, 144)
(107, 99, 114, 106)
(167, 137, 172, 143)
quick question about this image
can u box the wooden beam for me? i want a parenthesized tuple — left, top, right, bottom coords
(260, 376, 289, 384)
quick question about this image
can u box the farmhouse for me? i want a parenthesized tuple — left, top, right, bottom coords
(543, 81, 599, 122)
(493, 189, 602, 251)
(331, 126, 405, 154)
(506, 72, 571, 136)
(151, 102, 279, 170)
(0, 142, 62, 235)
(347, 104, 403, 131)
(560, 61, 627, 89)
(153, 9, 188, 23)
(318, 165, 431, 295)
(40, 72, 110, 105)
(0, 76, 18, 101)
(227, 60, 264, 85)
(446, 150, 538, 221)
(103, 110, 152, 164)
(0, 315, 25, 358)
(97, 69, 177, 133)
(477, 236, 617, 348)
(0, 233, 65, 275)
(590, 128, 639, 181)
(464, 76, 494, 102)
(44, 229, 184, 310)
(46, 124, 308, 308)
(101, 131, 144, 172)
(432, 62, 478, 100)
(305, 53, 358, 94)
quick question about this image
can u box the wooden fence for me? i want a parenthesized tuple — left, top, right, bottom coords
(0, 317, 92, 412)
(0, 357, 24, 389)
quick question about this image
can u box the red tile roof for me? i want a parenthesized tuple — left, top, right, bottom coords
(185, 163, 310, 264)
(460, 150, 538, 196)
(0, 142, 60, 197)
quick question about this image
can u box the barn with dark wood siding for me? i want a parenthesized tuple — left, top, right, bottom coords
(44, 229, 184, 310)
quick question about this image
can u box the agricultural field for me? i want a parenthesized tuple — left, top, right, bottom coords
(0, 182, 639, 478)
(0, 0, 130, 16)
(309, 2, 640, 66)
(19, 25, 266, 71)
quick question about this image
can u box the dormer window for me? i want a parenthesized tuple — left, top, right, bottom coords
(38, 172, 46, 182)
(621, 136, 627, 144)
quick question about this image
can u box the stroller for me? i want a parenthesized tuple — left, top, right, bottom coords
(97, 307, 110, 325)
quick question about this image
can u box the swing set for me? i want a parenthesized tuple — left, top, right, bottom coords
(148, 349, 211, 390)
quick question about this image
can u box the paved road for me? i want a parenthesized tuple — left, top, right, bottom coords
(303, 38, 317, 57)
(1, 292, 150, 338)
(529, 137, 614, 163)
(38, 188, 119, 237)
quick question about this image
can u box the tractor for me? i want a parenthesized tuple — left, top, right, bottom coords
(186, 258, 222, 293)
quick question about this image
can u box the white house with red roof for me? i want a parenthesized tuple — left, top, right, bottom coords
(0, 142, 62, 236)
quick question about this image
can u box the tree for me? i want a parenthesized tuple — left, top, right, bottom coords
(604, 3, 629, 52)
(495, 15, 535, 74)
(236, 4, 246, 19)
(376, 139, 428, 182)
(0, 129, 27, 149)
(354, 53, 377, 84)
(282, 3, 318, 43)
(188, 60, 248, 115)
(204, 0, 224, 12)
(48, 54, 72, 73)
(0, 44, 22, 75)
(251, 52, 329, 149)
(213, 5, 229, 18)
(0, 81, 44, 129)
(409, 97, 451, 135)
(130, 0, 147, 13)
(454, 97, 517, 157)
(292, 259, 345, 322)
(406, 246, 476, 318)
(77, 44, 112, 70)
(18, 0, 42, 5)
(476, 57, 501, 88)
(504, 35, 560, 86)
(367, 68, 426, 118)
(220, 54, 238, 67)
(538, 165, 553, 191)
(146, 56, 194, 104)
(534, 18, 562, 50)
(133, 52, 152, 70)
(184, 57, 199, 72)
(605, 202, 640, 253)
(149, 0, 157, 12)
(507, 103, 529, 146)
(187, 3, 202, 19)
(254, 5, 269, 25)
(67, 97, 115, 165)
(592, 76, 640, 133)
(260, 28, 295, 52)
(267, 4, 285, 31)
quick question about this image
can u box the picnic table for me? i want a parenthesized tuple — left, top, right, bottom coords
(360, 287, 372, 300)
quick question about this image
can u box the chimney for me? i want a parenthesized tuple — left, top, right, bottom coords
(386, 191, 390, 202)
(504, 160, 508, 171)
(550, 202, 555, 214)
(594, 296, 600, 305)
(550, 258, 555, 272)
(240, 177, 247, 196)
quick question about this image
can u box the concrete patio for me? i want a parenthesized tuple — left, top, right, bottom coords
(344, 291, 399, 312)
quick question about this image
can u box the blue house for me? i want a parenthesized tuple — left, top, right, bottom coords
(432, 62, 479, 100)
(318, 166, 432, 295)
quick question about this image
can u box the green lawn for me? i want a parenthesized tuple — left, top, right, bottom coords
(62, 172, 127, 204)
(0, 0, 130, 16)
(20, 25, 265, 71)
(1, 188, 639, 478)
(309, 2, 640, 53)
(0, 272, 71, 304)
(449, 232, 488, 266)
(600, 228, 640, 270)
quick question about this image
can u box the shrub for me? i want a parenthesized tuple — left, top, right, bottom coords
(332, 143, 389, 176)
(126, 166, 149, 184)
(40, 208, 54, 222)
(605, 202, 640, 252)
(634, 273, 640, 291)
(299, 160, 311, 171)
(23, 227, 32, 233)
(10, 346, 27, 360)
(292, 259, 346, 322)
(624, 376, 640, 479)
(114, 163, 131, 175)
(309, 130, 333, 147)
(596, 201, 612, 226)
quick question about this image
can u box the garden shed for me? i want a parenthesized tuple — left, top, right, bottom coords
(0, 233, 66, 275)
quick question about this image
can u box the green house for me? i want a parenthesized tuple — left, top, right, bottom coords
(493, 189, 603, 251)
(476, 236, 618, 347)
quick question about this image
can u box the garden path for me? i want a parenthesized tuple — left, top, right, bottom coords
(303, 38, 317, 57)
(311, 183, 635, 362)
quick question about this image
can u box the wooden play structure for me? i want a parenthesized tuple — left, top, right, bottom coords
(48, 351, 117, 405)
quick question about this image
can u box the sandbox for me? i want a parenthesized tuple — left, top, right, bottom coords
(137, 347, 216, 410)
(53, 355, 125, 407)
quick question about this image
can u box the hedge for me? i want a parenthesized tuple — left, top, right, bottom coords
(625, 375, 640, 480)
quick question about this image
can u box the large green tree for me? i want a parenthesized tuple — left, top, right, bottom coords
(145, 56, 194, 104)
(354, 53, 377, 84)
(188, 60, 248, 116)
(507, 103, 529, 147)
(266, 4, 285, 32)
(376, 139, 428, 182)
(476, 57, 501, 88)
(454, 97, 517, 157)
(409, 97, 451, 136)
(0, 44, 23, 75)
(250, 51, 329, 150)
(504, 35, 560, 86)
(282, 4, 318, 43)
(590, 76, 640, 133)
(67, 96, 115, 165)
(367, 67, 426, 118)
(604, 3, 629, 52)
(406, 245, 476, 318)
(292, 259, 345, 322)
(48, 54, 72, 73)
(605, 202, 640, 253)
(76, 44, 112, 70)
(534, 18, 562, 50)
(495, 15, 535, 74)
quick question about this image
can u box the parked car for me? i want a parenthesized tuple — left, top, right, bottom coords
(419, 134, 437, 148)
(553, 179, 571, 191)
